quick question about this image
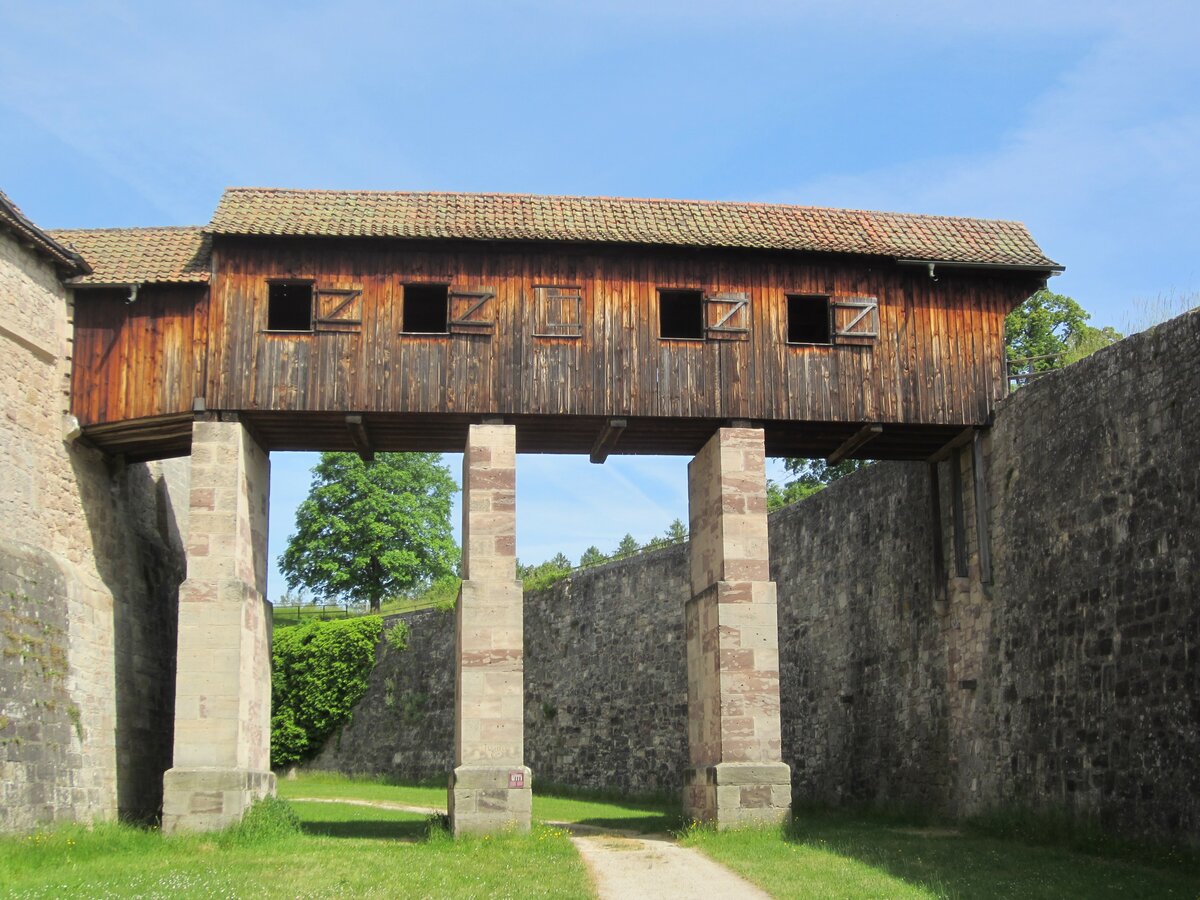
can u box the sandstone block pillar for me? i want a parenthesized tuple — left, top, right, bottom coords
(684, 427, 791, 827)
(162, 420, 274, 833)
(449, 423, 531, 835)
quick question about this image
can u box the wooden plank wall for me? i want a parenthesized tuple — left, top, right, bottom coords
(71, 285, 207, 426)
(69, 238, 1038, 429)
(206, 238, 1032, 427)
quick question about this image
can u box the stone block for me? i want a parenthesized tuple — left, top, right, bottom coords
(684, 762, 791, 828)
(161, 767, 275, 834)
(449, 766, 532, 836)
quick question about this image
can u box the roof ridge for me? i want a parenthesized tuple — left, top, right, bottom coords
(48, 225, 206, 234)
(217, 187, 1028, 227)
(0, 189, 92, 276)
(207, 188, 1057, 268)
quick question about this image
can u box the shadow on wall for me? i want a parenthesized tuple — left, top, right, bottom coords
(70, 450, 187, 823)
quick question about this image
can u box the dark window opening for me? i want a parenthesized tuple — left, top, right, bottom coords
(404, 284, 449, 333)
(787, 294, 831, 344)
(659, 289, 704, 339)
(267, 282, 313, 331)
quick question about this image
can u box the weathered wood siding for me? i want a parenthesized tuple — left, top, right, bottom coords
(205, 238, 1033, 426)
(71, 285, 207, 426)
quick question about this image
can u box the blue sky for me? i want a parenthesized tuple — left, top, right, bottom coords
(3, 1, 1197, 599)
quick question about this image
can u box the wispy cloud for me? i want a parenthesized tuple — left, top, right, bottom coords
(769, 2, 1200, 326)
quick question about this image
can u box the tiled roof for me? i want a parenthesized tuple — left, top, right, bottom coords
(209, 188, 1061, 269)
(47, 227, 211, 285)
(0, 190, 91, 276)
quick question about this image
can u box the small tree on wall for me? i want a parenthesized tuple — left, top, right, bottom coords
(280, 452, 459, 612)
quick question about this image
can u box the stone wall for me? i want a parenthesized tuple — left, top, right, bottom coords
(0, 228, 188, 829)
(525, 546, 690, 796)
(319, 308, 1198, 842)
(313, 550, 691, 796)
(311, 607, 457, 781)
(781, 310, 1199, 841)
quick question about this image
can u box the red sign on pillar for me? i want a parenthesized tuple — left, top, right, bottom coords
(508, 770, 525, 789)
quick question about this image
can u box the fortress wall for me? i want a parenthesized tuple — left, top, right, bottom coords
(328, 308, 1198, 842)
(0, 230, 187, 829)
(779, 308, 1199, 839)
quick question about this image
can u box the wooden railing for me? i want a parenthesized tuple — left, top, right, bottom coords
(1007, 352, 1065, 391)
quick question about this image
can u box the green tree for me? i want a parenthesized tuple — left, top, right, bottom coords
(280, 452, 459, 613)
(664, 518, 688, 543)
(767, 458, 871, 511)
(615, 533, 640, 557)
(579, 545, 606, 567)
(1005, 289, 1121, 376)
(549, 552, 572, 570)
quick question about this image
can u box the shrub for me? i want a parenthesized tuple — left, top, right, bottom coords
(271, 616, 383, 768)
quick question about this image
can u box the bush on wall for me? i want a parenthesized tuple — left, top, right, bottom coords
(270, 616, 385, 768)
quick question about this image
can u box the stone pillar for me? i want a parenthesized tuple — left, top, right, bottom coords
(684, 427, 791, 827)
(162, 420, 274, 833)
(449, 423, 531, 835)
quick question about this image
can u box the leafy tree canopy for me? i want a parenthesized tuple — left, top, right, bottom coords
(615, 533, 640, 557)
(768, 459, 870, 511)
(1006, 289, 1121, 373)
(579, 545, 606, 567)
(280, 452, 459, 613)
(664, 518, 688, 543)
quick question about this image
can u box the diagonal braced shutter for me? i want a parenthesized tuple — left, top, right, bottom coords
(704, 291, 750, 341)
(832, 296, 879, 342)
(314, 286, 363, 332)
(448, 287, 496, 334)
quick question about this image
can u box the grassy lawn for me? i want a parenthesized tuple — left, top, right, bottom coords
(5, 774, 1197, 899)
(278, 770, 679, 833)
(0, 798, 588, 899)
(680, 811, 1200, 899)
(272, 594, 449, 630)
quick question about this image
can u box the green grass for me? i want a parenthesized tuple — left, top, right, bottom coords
(0, 795, 588, 899)
(279, 770, 680, 833)
(274, 586, 456, 630)
(7, 775, 1197, 899)
(277, 770, 446, 807)
(680, 810, 1200, 899)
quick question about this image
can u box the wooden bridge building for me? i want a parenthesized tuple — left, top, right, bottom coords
(51, 190, 1060, 834)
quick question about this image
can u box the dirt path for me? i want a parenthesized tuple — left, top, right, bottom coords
(569, 832, 772, 900)
(292, 796, 771, 899)
(288, 796, 444, 815)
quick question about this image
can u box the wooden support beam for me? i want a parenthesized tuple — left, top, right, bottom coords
(346, 414, 374, 462)
(826, 424, 882, 466)
(589, 418, 627, 464)
(926, 427, 976, 463)
(972, 431, 993, 585)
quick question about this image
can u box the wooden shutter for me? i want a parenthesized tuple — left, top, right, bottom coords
(832, 296, 879, 342)
(704, 291, 750, 341)
(314, 286, 363, 332)
(448, 288, 496, 334)
(533, 286, 584, 337)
